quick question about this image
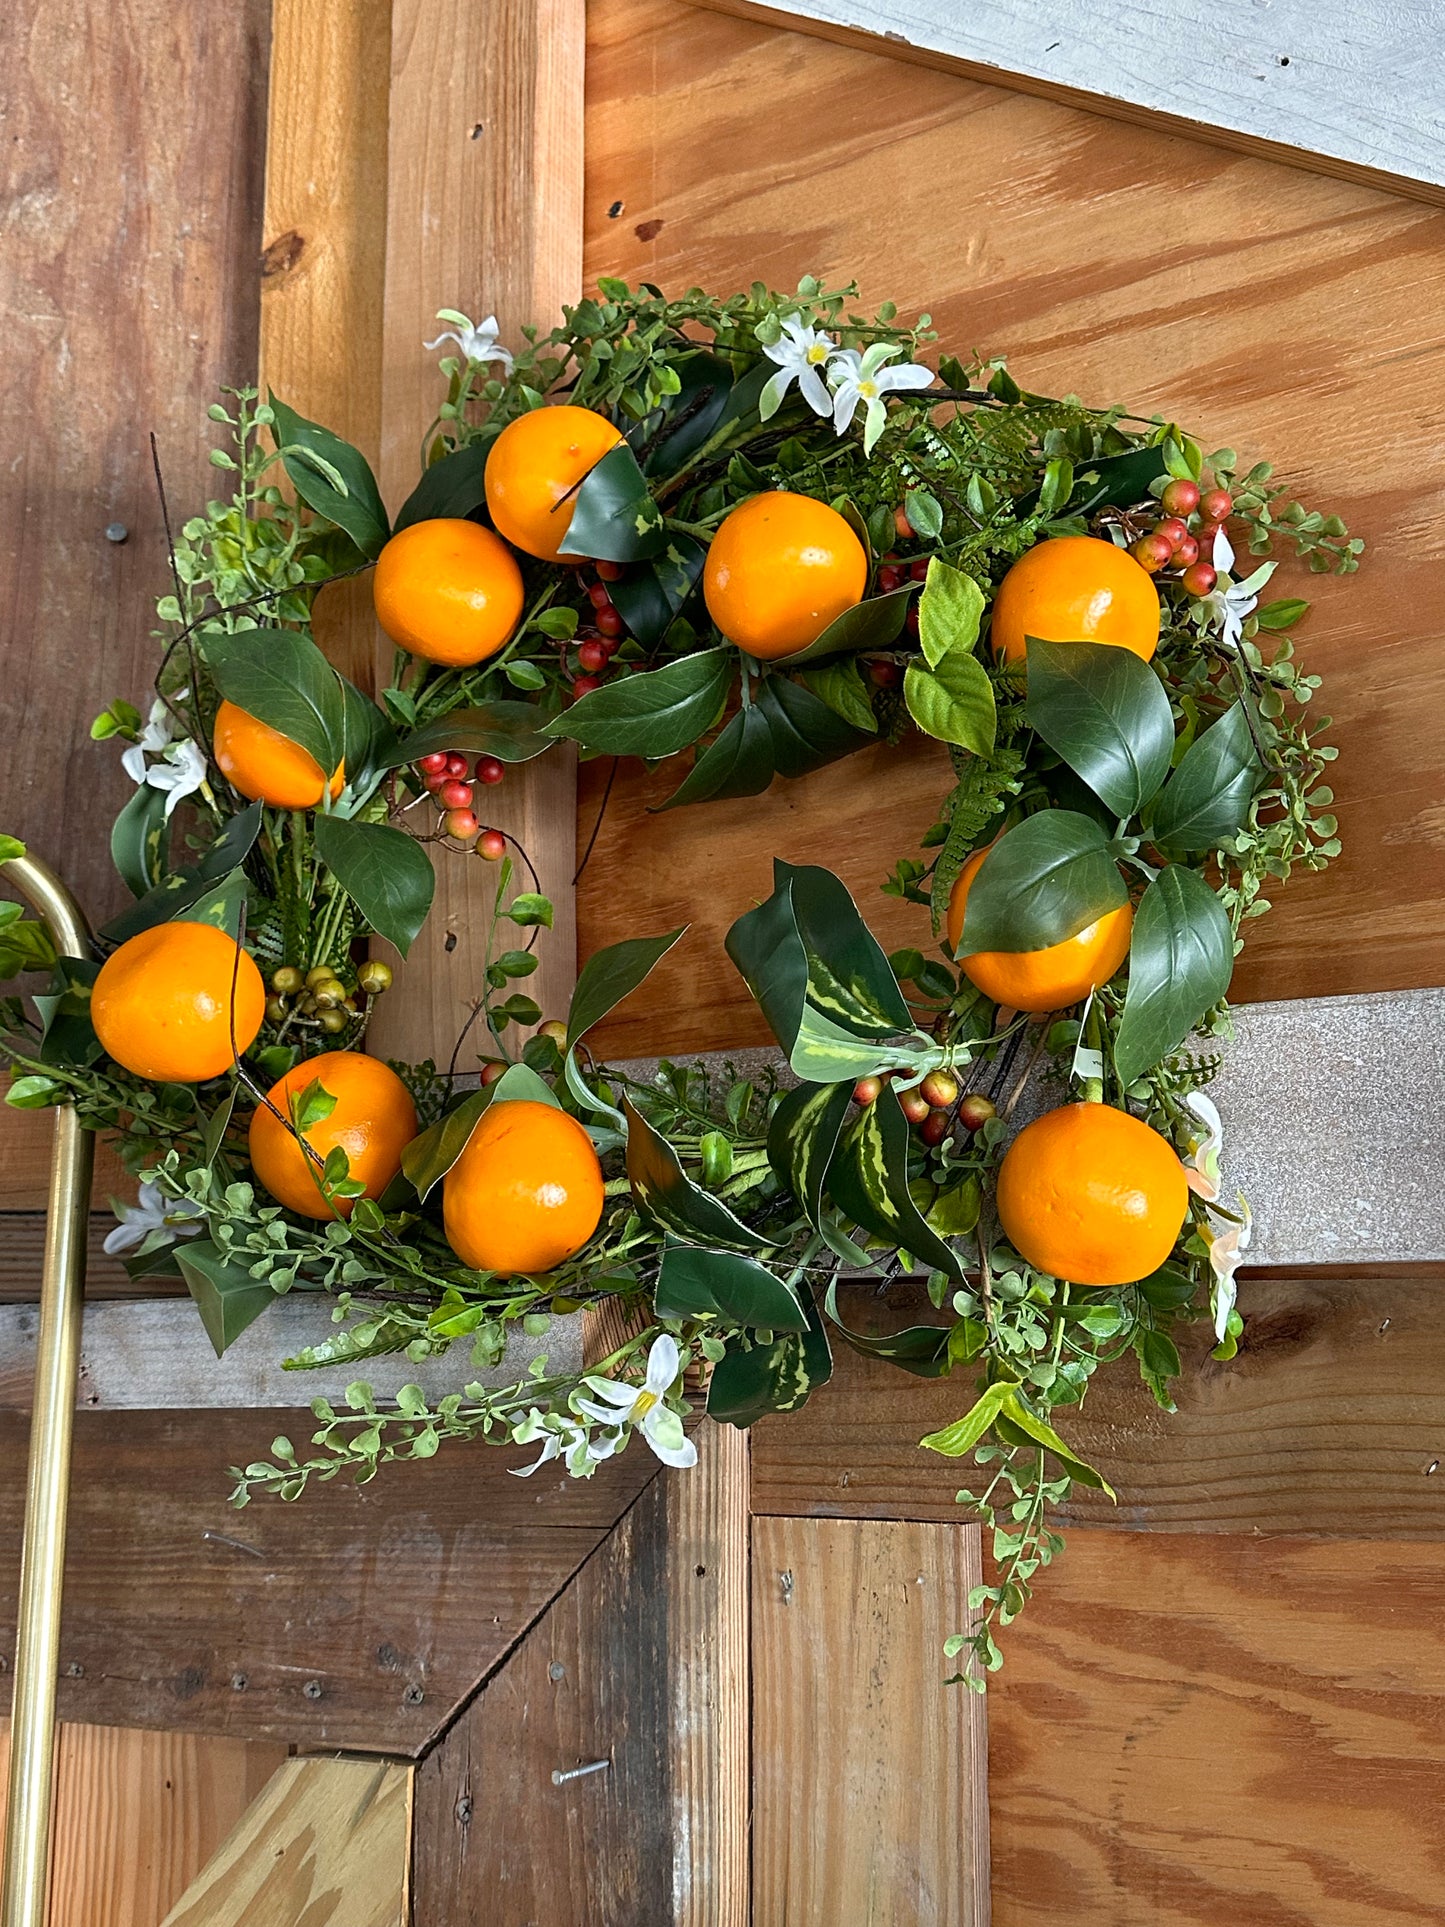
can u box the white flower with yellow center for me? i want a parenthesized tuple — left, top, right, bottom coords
(424, 309, 514, 373)
(144, 737, 210, 818)
(574, 1332, 698, 1469)
(758, 317, 838, 421)
(102, 1180, 205, 1256)
(827, 342, 934, 454)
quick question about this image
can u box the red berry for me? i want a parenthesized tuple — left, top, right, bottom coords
(920, 1069, 959, 1108)
(479, 1058, 507, 1085)
(882, 552, 900, 565)
(1155, 517, 1189, 551)
(423, 767, 450, 793)
(596, 608, 624, 639)
(868, 659, 903, 689)
(899, 1089, 931, 1126)
(1200, 488, 1233, 523)
(1181, 562, 1218, 597)
(909, 557, 929, 583)
(957, 1093, 997, 1133)
(905, 602, 921, 636)
(478, 828, 507, 861)
(1160, 478, 1200, 518)
(444, 753, 469, 777)
(852, 1075, 882, 1106)
(417, 750, 448, 774)
(919, 1109, 950, 1147)
(894, 503, 914, 540)
(597, 634, 622, 659)
(571, 675, 604, 700)
(587, 581, 614, 610)
(438, 777, 473, 810)
(594, 559, 624, 582)
(476, 756, 505, 786)
(576, 640, 608, 673)
(1130, 533, 1172, 573)
(1172, 534, 1200, 569)
(877, 566, 903, 594)
(445, 807, 480, 841)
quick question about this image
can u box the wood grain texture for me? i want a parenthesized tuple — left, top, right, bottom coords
(0, 1410, 658, 1751)
(692, 0, 1445, 204)
(749, 1276, 1445, 1536)
(579, 0, 1445, 1050)
(0, 1114, 128, 1220)
(988, 1530, 1445, 1926)
(0, 1719, 285, 1927)
(160, 1755, 410, 1927)
(751, 1515, 989, 1925)
(413, 1425, 747, 1926)
(0, 1216, 159, 1304)
(366, 0, 586, 1064)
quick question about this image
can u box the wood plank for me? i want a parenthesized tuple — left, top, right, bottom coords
(0, 1719, 285, 1927)
(748, 1276, 1445, 1536)
(751, 1515, 989, 1925)
(693, 0, 1445, 206)
(0, 1215, 177, 1304)
(0, 1410, 659, 1752)
(413, 1421, 749, 1925)
(366, 0, 586, 1065)
(579, 0, 1445, 1046)
(0, 1113, 129, 1219)
(160, 1755, 410, 1927)
(989, 1530, 1445, 1926)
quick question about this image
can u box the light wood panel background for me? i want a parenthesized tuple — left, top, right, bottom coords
(578, 0, 1445, 1056)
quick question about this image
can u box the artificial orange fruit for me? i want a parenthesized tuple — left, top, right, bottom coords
(484, 406, 624, 562)
(703, 491, 868, 659)
(443, 1098, 604, 1273)
(249, 1050, 417, 1219)
(212, 700, 345, 809)
(92, 921, 265, 1083)
(372, 518, 525, 665)
(947, 846, 1132, 1012)
(996, 1102, 1188, 1286)
(990, 535, 1160, 666)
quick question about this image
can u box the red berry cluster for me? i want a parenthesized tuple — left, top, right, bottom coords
(571, 562, 628, 700)
(416, 749, 507, 858)
(1129, 478, 1234, 599)
(850, 1070, 997, 1150)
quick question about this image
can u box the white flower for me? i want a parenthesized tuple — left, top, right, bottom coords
(145, 737, 210, 818)
(1201, 1195, 1252, 1342)
(827, 343, 934, 454)
(574, 1332, 698, 1469)
(509, 1408, 617, 1479)
(120, 698, 177, 785)
(1182, 1091, 1223, 1202)
(102, 1181, 205, 1256)
(424, 309, 514, 373)
(1197, 523, 1275, 652)
(758, 317, 837, 421)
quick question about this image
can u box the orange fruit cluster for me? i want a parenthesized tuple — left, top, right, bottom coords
(92, 922, 265, 1083)
(249, 1050, 417, 1219)
(444, 1098, 603, 1274)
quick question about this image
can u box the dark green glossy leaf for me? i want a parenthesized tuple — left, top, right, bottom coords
(269, 395, 390, 558)
(782, 862, 914, 1036)
(337, 681, 397, 803)
(312, 815, 435, 957)
(558, 441, 666, 562)
(1149, 702, 1262, 853)
(624, 1098, 775, 1252)
(393, 438, 498, 531)
(904, 651, 996, 753)
(35, 957, 102, 1068)
(706, 1291, 833, 1427)
(177, 868, 249, 939)
(823, 1280, 955, 1377)
(566, 928, 687, 1049)
(110, 783, 169, 898)
(766, 1080, 853, 1228)
(178, 1239, 276, 1357)
(545, 648, 733, 757)
(1061, 444, 1165, 517)
(1114, 863, 1234, 1084)
(827, 1091, 965, 1282)
(396, 702, 550, 766)
(202, 1084, 237, 1166)
(401, 1089, 491, 1204)
(773, 585, 915, 667)
(1026, 638, 1175, 817)
(657, 701, 773, 810)
(755, 674, 874, 778)
(607, 537, 706, 649)
(957, 811, 1127, 955)
(641, 351, 734, 475)
(654, 1244, 807, 1330)
(101, 804, 263, 944)
(203, 628, 345, 773)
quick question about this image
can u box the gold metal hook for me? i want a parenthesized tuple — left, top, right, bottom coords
(0, 853, 92, 1927)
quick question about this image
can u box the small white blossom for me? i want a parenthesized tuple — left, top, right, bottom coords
(574, 1332, 697, 1469)
(120, 698, 178, 786)
(758, 317, 837, 421)
(827, 342, 934, 454)
(144, 737, 210, 817)
(102, 1181, 205, 1256)
(509, 1408, 617, 1479)
(1182, 1091, 1223, 1203)
(424, 309, 514, 373)
(1201, 1195, 1252, 1342)
(1198, 523, 1275, 652)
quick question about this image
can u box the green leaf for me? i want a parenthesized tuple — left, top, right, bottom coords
(396, 703, 551, 766)
(110, 784, 169, 898)
(174, 868, 249, 939)
(902, 488, 943, 540)
(993, 1387, 1116, 1492)
(557, 441, 666, 562)
(904, 652, 997, 753)
(1114, 864, 1234, 1084)
(566, 928, 686, 1048)
(393, 439, 496, 531)
(6, 1074, 60, 1109)
(755, 674, 874, 778)
(800, 659, 878, 734)
(920, 1382, 1012, 1456)
(545, 648, 733, 757)
(1149, 703, 1262, 853)
(312, 816, 435, 957)
(100, 804, 264, 944)
(1025, 638, 1175, 817)
(926, 1174, 981, 1238)
(766, 1080, 853, 1228)
(641, 351, 736, 476)
(506, 892, 553, 928)
(657, 702, 774, 810)
(706, 1294, 833, 1427)
(957, 812, 1127, 955)
(0, 910, 57, 981)
(772, 585, 914, 667)
(178, 1239, 276, 1357)
(401, 1089, 491, 1203)
(203, 628, 345, 773)
(827, 1091, 965, 1282)
(608, 536, 707, 648)
(624, 1098, 775, 1252)
(336, 681, 397, 804)
(655, 1245, 807, 1330)
(269, 395, 389, 558)
(823, 1280, 955, 1377)
(487, 1062, 561, 1108)
(1058, 444, 1165, 517)
(290, 1076, 339, 1133)
(202, 1085, 237, 1165)
(0, 836, 26, 864)
(919, 559, 984, 669)
(1256, 597, 1309, 632)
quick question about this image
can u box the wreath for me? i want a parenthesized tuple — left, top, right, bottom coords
(0, 278, 1355, 1681)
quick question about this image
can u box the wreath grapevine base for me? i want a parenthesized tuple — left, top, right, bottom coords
(0, 279, 1356, 1683)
